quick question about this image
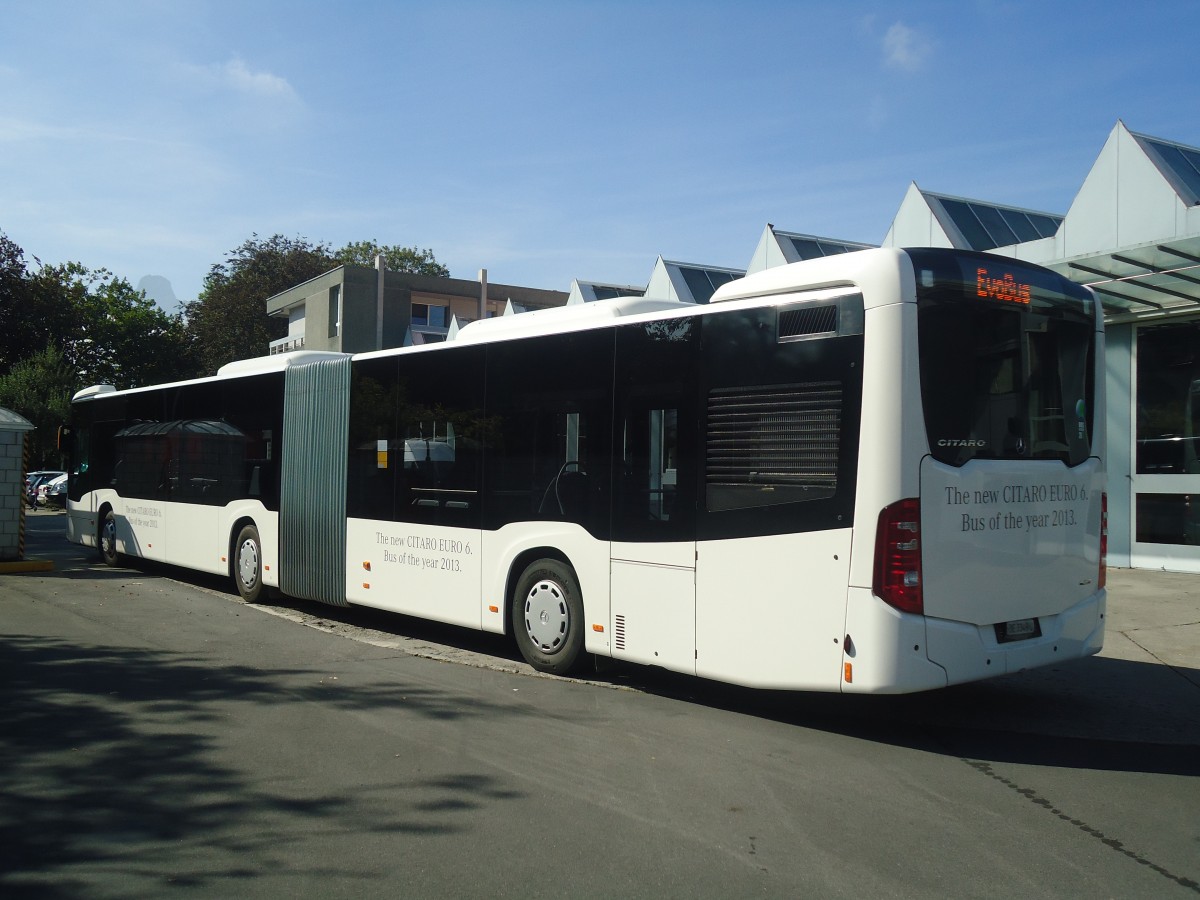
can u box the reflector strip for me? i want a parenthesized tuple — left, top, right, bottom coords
(1099, 492, 1108, 590)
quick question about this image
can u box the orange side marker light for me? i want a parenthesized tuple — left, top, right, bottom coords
(844, 662, 853, 684)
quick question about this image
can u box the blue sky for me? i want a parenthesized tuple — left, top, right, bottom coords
(3, 0, 1199, 310)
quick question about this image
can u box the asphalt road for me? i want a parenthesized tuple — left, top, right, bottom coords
(2, 514, 1198, 899)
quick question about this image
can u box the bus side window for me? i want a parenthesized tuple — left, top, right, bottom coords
(535, 410, 590, 520)
(484, 328, 614, 534)
(618, 406, 679, 525)
(392, 346, 485, 527)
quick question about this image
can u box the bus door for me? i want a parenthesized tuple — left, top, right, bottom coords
(610, 318, 699, 674)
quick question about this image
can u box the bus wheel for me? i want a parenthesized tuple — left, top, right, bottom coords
(234, 524, 264, 603)
(512, 559, 585, 676)
(99, 509, 120, 568)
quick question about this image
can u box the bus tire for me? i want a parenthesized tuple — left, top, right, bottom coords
(99, 509, 120, 568)
(233, 524, 264, 603)
(512, 558, 586, 676)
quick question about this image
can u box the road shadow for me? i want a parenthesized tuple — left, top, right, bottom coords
(0, 632, 530, 896)
(0, 630, 528, 895)
(18, 518, 1200, 781)
(594, 659, 1200, 778)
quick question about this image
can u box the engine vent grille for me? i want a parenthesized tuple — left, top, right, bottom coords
(779, 305, 837, 341)
(706, 382, 842, 511)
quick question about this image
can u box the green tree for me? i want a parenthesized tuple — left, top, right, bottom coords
(184, 234, 336, 373)
(0, 234, 79, 375)
(0, 344, 74, 469)
(26, 262, 195, 389)
(70, 270, 195, 388)
(335, 240, 449, 277)
(0, 233, 30, 372)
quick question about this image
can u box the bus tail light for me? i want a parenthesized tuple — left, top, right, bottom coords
(873, 498, 923, 615)
(1098, 492, 1108, 590)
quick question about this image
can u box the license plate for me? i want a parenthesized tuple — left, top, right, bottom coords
(1004, 618, 1036, 640)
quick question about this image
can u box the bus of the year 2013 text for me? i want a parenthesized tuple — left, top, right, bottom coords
(64, 247, 1106, 693)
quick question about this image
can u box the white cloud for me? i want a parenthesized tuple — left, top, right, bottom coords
(219, 59, 297, 100)
(882, 22, 933, 72)
(179, 57, 300, 104)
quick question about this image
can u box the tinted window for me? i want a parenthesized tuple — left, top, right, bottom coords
(484, 329, 613, 535)
(613, 317, 699, 542)
(697, 298, 864, 540)
(911, 249, 1096, 468)
(1135, 320, 1200, 474)
(347, 347, 486, 527)
(75, 374, 284, 508)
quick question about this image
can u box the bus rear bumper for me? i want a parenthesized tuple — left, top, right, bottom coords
(841, 587, 950, 694)
(926, 589, 1106, 687)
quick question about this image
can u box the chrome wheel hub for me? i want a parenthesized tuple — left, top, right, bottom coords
(524, 580, 568, 653)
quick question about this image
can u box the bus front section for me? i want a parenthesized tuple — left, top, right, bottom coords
(855, 249, 1106, 693)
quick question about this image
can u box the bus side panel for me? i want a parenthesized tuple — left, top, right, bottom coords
(108, 495, 169, 563)
(841, 587, 947, 693)
(253, 509, 280, 590)
(66, 502, 95, 549)
(695, 529, 853, 690)
(610, 545, 695, 674)
(176, 500, 277, 580)
(346, 519, 483, 630)
(165, 501, 220, 574)
(847, 299, 923, 593)
(479, 524, 611, 649)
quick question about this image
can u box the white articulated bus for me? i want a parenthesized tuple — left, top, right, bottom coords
(65, 247, 1106, 693)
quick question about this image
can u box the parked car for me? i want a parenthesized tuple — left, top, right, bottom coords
(25, 470, 65, 508)
(40, 473, 68, 508)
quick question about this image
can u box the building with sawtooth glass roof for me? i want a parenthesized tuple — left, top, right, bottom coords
(876, 120, 1200, 573)
(260, 120, 1200, 574)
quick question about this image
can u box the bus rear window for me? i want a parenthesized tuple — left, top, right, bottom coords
(909, 249, 1096, 468)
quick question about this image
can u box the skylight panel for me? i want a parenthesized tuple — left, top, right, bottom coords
(678, 266, 740, 304)
(790, 238, 824, 259)
(937, 197, 995, 250)
(680, 267, 718, 303)
(970, 203, 1020, 248)
(1026, 214, 1062, 239)
(934, 194, 1061, 250)
(1143, 137, 1200, 204)
(591, 285, 645, 301)
(789, 237, 861, 260)
(997, 209, 1042, 243)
